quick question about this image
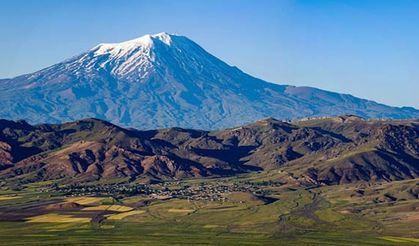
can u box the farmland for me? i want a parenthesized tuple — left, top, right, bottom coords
(0, 172, 418, 245)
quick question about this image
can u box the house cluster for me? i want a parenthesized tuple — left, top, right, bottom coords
(52, 180, 281, 202)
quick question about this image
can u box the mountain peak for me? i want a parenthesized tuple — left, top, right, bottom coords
(94, 32, 176, 51)
(0, 33, 418, 130)
(150, 32, 175, 44)
(79, 32, 189, 78)
(78, 32, 225, 80)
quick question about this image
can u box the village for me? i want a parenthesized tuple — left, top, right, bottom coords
(52, 180, 283, 202)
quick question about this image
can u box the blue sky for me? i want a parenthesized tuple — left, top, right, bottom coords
(1, 0, 418, 108)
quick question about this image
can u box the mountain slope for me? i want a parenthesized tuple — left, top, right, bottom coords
(0, 116, 417, 185)
(291, 116, 419, 184)
(0, 32, 418, 129)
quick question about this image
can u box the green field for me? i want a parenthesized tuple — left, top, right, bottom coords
(0, 175, 418, 245)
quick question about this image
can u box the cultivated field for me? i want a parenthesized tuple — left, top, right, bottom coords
(0, 174, 418, 245)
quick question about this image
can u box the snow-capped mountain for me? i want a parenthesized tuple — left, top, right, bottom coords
(0, 32, 418, 129)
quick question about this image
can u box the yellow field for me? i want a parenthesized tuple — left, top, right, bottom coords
(82, 205, 133, 212)
(46, 222, 90, 231)
(380, 236, 419, 243)
(106, 210, 145, 220)
(0, 195, 21, 201)
(168, 208, 195, 213)
(27, 213, 91, 223)
(65, 197, 104, 205)
(108, 205, 133, 212)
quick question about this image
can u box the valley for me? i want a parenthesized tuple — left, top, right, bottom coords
(0, 172, 418, 245)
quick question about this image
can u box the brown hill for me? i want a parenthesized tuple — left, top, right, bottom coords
(0, 116, 417, 185)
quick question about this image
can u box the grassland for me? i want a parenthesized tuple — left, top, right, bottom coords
(0, 176, 418, 245)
